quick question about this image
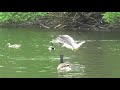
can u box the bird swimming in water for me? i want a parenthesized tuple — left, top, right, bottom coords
(48, 46, 55, 51)
(7, 43, 21, 49)
(55, 35, 85, 51)
(57, 54, 72, 72)
(48, 43, 55, 51)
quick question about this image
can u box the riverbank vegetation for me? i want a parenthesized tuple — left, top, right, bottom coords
(103, 12, 120, 24)
(0, 12, 120, 31)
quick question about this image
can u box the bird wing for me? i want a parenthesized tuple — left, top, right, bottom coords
(62, 43, 73, 50)
(57, 35, 75, 47)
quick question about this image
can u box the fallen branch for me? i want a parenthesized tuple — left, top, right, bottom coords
(54, 24, 62, 28)
(41, 24, 50, 28)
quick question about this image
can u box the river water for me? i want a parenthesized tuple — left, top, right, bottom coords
(0, 27, 120, 78)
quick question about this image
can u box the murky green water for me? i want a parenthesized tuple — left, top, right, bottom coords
(0, 27, 120, 78)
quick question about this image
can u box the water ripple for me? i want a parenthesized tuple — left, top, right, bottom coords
(87, 40, 120, 42)
(38, 70, 47, 72)
(0, 66, 4, 67)
(58, 72, 86, 78)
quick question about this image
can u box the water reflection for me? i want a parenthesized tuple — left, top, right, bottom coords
(58, 72, 86, 78)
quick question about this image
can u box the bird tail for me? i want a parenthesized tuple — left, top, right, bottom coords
(72, 41, 85, 51)
(78, 41, 85, 47)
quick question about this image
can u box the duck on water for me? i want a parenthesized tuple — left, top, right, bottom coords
(57, 54, 72, 72)
(7, 43, 21, 49)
